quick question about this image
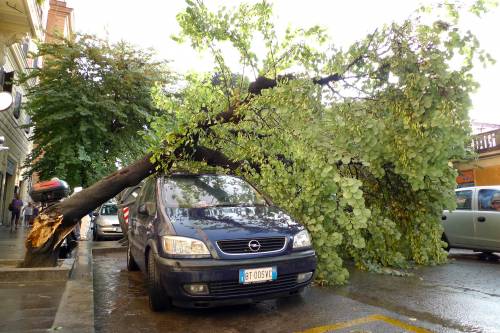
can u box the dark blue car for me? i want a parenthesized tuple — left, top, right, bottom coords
(127, 174, 317, 311)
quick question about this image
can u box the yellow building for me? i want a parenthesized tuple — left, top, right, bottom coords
(456, 129, 500, 187)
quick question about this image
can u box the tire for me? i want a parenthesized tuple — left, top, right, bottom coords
(93, 229, 100, 242)
(147, 251, 171, 312)
(127, 243, 139, 271)
(441, 233, 450, 252)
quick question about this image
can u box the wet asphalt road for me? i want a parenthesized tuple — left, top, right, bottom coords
(337, 250, 500, 333)
(93, 249, 500, 333)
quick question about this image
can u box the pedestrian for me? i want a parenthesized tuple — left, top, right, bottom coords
(23, 202, 34, 227)
(79, 212, 91, 241)
(8, 194, 23, 232)
(491, 192, 500, 212)
(31, 204, 40, 226)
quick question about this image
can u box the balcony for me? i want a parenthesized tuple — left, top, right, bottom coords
(472, 129, 499, 153)
(0, 0, 47, 40)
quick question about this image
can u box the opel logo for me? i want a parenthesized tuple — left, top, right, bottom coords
(248, 240, 261, 252)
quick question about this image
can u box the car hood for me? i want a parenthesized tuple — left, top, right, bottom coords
(97, 215, 118, 226)
(164, 206, 303, 241)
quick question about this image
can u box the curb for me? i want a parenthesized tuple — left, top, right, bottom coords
(0, 258, 75, 283)
(51, 242, 94, 333)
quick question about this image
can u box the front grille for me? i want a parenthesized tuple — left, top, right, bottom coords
(209, 273, 301, 297)
(216, 237, 286, 254)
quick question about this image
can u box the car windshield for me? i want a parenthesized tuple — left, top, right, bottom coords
(100, 204, 118, 215)
(162, 175, 267, 208)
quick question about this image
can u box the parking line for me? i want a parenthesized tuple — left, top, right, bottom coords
(296, 314, 433, 333)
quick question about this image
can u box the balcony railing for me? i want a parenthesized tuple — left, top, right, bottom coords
(473, 129, 500, 153)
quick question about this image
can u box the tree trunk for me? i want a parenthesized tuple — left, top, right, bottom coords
(22, 154, 155, 267)
(21, 145, 243, 267)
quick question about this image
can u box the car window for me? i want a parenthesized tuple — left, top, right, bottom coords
(162, 175, 267, 208)
(455, 190, 472, 210)
(101, 204, 118, 215)
(478, 189, 500, 211)
(138, 178, 156, 205)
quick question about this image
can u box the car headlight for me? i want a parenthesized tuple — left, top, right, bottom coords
(161, 236, 211, 258)
(293, 230, 312, 249)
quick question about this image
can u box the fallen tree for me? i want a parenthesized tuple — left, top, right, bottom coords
(24, 154, 154, 267)
(23, 1, 493, 285)
(22, 72, 339, 267)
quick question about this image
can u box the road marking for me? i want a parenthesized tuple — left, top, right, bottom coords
(296, 314, 433, 333)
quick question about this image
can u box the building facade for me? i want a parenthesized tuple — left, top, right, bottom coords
(0, 0, 47, 225)
(45, 0, 74, 42)
(0, 0, 73, 225)
(456, 128, 500, 187)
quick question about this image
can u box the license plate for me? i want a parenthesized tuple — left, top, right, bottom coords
(239, 267, 277, 284)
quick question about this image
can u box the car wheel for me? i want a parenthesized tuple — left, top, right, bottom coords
(441, 233, 450, 252)
(127, 243, 139, 271)
(147, 251, 171, 312)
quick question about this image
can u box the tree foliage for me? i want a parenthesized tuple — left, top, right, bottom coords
(20, 1, 494, 279)
(144, 1, 492, 284)
(20, 34, 171, 187)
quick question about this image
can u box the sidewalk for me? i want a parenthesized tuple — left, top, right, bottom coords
(0, 224, 118, 332)
(0, 224, 28, 260)
(0, 225, 66, 333)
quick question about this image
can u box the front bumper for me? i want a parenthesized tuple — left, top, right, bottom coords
(97, 225, 123, 238)
(155, 250, 317, 307)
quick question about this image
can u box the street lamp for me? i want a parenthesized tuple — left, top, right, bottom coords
(0, 135, 8, 151)
(0, 92, 13, 112)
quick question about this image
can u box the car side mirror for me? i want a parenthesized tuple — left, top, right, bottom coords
(138, 203, 148, 216)
(138, 202, 156, 216)
(93, 211, 99, 217)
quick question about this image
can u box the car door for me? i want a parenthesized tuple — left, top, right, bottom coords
(442, 189, 475, 247)
(129, 178, 155, 270)
(473, 188, 500, 251)
(136, 178, 157, 260)
(118, 185, 141, 235)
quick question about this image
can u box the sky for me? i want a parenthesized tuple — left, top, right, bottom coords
(67, 0, 499, 124)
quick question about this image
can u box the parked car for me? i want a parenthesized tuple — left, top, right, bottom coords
(442, 186, 500, 253)
(116, 184, 142, 240)
(127, 174, 317, 311)
(93, 201, 122, 241)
